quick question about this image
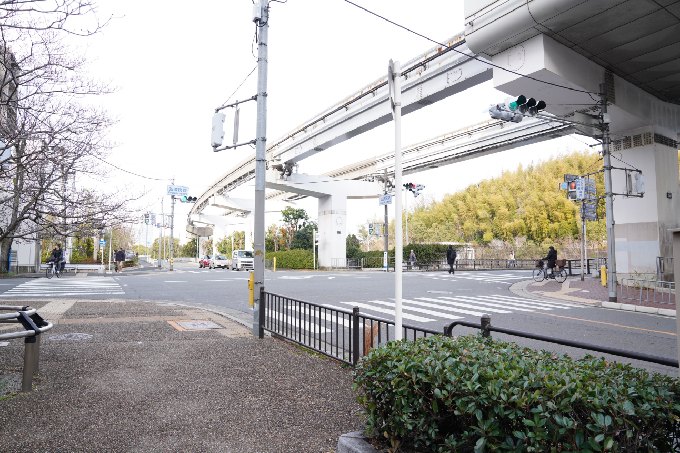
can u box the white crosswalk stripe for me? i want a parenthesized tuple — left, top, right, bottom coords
(438, 272, 531, 283)
(0, 277, 125, 297)
(334, 294, 572, 322)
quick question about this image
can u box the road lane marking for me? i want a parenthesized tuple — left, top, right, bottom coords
(341, 302, 434, 322)
(532, 311, 676, 336)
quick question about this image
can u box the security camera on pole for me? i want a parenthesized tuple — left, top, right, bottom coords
(388, 59, 403, 341)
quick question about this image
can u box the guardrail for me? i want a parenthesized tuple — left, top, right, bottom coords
(256, 290, 677, 369)
(0, 305, 53, 392)
(445, 315, 677, 368)
(619, 278, 675, 305)
(258, 289, 440, 365)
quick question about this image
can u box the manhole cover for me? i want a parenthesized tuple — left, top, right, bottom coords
(177, 321, 221, 330)
(49, 333, 93, 341)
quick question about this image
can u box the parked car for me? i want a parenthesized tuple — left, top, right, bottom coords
(209, 254, 229, 269)
(199, 255, 212, 268)
(228, 250, 254, 271)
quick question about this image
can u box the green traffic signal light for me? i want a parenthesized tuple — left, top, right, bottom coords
(508, 95, 527, 111)
(181, 196, 188, 202)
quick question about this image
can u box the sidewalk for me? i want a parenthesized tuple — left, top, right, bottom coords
(0, 299, 363, 452)
(512, 276, 676, 317)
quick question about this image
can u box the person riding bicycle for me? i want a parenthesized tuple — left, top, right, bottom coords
(46, 245, 63, 271)
(543, 246, 558, 279)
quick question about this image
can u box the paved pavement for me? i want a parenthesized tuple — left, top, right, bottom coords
(0, 298, 362, 452)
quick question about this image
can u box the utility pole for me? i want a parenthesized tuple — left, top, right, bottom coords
(392, 60, 403, 341)
(170, 195, 175, 271)
(404, 187, 408, 246)
(159, 200, 163, 269)
(253, 0, 269, 337)
(601, 83, 617, 301)
(145, 214, 148, 262)
(580, 202, 585, 282)
(384, 169, 388, 273)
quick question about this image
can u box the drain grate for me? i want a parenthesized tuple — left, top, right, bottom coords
(177, 320, 221, 330)
(49, 333, 93, 341)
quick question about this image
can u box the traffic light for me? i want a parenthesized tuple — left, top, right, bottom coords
(404, 183, 424, 197)
(403, 183, 415, 192)
(567, 180, 578, 200)
(180, 196, 198, 203)
(144, 213, 149, 225)
(508, 95, 527, 112)
(368, 223, 374, 235)
(520, 97, 546, 116)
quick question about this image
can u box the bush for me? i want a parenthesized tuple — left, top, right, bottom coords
(353, 335, 680, 452)
(404, 243, 450, 262)
(266, 249, 315, 269)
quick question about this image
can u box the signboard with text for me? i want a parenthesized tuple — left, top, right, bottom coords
(167, 185, 189, 197)
(379, 194, 392, 206)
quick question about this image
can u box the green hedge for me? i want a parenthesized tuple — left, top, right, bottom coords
(353, 335, 680, 452)
(266, 249, 315, 269)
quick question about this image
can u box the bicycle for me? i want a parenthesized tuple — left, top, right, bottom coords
(46, 261, 62, 279)
(533, 259, 567, 283)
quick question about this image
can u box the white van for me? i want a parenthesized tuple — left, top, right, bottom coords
(229, 250, 254, 271)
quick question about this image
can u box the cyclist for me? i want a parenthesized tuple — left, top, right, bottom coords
(46, 245, 63, 272)
(543, 246, 558, 279)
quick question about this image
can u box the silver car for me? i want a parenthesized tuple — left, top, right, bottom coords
(209, 254, 229, 269)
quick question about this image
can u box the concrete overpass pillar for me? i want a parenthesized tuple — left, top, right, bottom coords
(317, 195, 347, 268)
(611, 126, 680, 279)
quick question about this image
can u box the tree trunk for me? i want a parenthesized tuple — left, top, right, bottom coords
(0, 237, 13, 273)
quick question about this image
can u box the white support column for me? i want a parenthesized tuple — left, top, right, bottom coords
(611, 126, 680, 279)
(317, 195, 347, 268)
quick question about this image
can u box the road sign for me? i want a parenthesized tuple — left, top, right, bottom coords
(559, 182, 568, 190)
(150, 214, 156, 225)
(575, 179, 585, 200)
(584, 212, 597, 221)
(379, 194, 392, 206)
(585, 178, 595, 187)
(167, 185, 189, 196)
(564, 174, 579, 182)
(585, 186, 597, 195)
(99, 241, 105, 245)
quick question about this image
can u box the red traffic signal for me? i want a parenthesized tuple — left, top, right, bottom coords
(569, 181, 576, 190)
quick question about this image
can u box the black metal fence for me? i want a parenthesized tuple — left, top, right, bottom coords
(386, 257, 606, 273)
(258, 289, 440, 365)
(258, 289, 677, 369)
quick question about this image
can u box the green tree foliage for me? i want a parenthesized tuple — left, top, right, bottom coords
(407, 150, 606, 244)
(266, 208, 316, 252)
(291, 221, 317, 250)
(346, 234, 362, 259)
(266, 249, 315, 269)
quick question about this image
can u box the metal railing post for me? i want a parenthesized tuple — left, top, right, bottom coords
(258, 286, 265, 339)
(352, 307, 360, 366)
(480, 314, 491, 339)
(22, 336, 37, 392)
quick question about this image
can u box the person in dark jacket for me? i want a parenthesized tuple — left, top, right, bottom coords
(543, 246, 557, 278)
(115, 247, 125, 273)
(446, 245, 457, 274)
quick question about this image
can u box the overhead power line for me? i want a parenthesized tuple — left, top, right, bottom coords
(93, 155, 171, 181)
(220, 65, 258, 109)
(342, 0, 597, 96)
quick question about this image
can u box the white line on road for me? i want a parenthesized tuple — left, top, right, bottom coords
(341, 302, 434, 322)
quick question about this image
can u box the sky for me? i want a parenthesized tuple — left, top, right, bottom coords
(79, 0, 598, 247)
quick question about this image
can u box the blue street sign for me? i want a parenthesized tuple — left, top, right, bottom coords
(100, 241, 106, 245)
(379, 194, 392, 206)
(575, 179, 585, 200)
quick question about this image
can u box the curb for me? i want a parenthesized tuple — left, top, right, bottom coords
(337, 431, 380, 453)
(510, 280, 676, 318)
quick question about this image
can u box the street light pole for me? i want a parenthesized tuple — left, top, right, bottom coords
(170, 195, 175, 271)
(392, 60, 403, 341)
(253, 0, 270, 338)
(601, 83, 617, 301)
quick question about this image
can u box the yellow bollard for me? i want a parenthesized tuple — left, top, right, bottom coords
(601, 266, 607, 286)
(248, 271, 254, 306)
(273, 257, 276, 272)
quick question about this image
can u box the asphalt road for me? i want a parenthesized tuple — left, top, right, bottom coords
(2, 261, 677, 375)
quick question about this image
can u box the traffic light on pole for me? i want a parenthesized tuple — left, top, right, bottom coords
(180, 196, 198, 203)
(144, 213, 149, 225)
(368, 223, 374, 235)
(520, 97, 546, 116)
(567, 180, 578, 200)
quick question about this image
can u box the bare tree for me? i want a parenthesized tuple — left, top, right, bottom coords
(0, 1, 140, 272)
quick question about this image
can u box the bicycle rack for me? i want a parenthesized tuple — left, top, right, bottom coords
(0, 305, 53, 392)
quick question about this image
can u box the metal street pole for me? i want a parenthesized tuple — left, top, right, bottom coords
(253, 0, 269, 337)
(405, 187, 408, 246)
(393, 60, 403, 341)
(170, 195, 175, 271)
(145, 215, 148, 263)
(384, 169, 388, 273)
(580, 203, 585, 282)
(601, 83, 617, 301)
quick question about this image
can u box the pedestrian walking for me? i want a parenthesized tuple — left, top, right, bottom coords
(409, 249, 416, 270)
(508, 250, 515, 268)
(115, 247, 125, 273)
(446, 245, 457, 274)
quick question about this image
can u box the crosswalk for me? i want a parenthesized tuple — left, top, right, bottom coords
(427, 272, 531, 284)
(0, 277, 125, 297)
(337, 294, 572, 323)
